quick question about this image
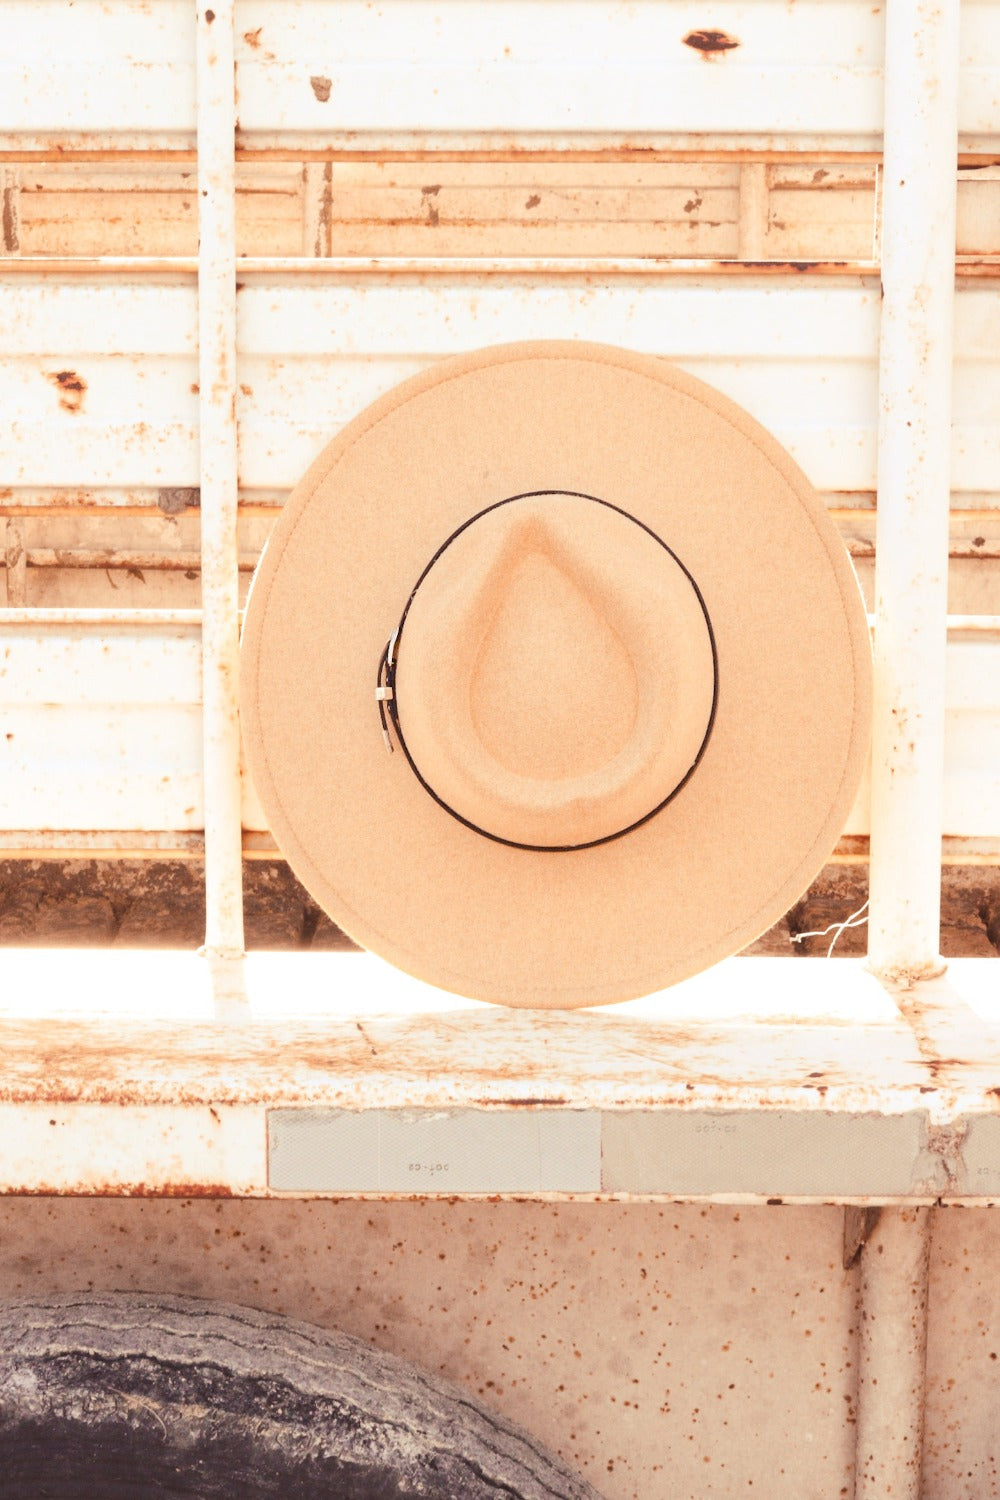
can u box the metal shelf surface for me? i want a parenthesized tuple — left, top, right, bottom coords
(2, 952, 997, 1203)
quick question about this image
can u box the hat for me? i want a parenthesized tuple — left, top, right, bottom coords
(241, 341, 871, 1008)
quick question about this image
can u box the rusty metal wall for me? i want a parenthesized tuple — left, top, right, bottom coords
(0, 6, 998, 1494)
(1, 0, 999, 929)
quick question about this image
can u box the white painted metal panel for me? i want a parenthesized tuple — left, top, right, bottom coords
(7, 277, 998, 501)
(844, 628, 1000, 840)
(236, 279, 882, 493)
(1, 1, 997, 149)
(942, 629, 1000, 838)
(234, 0, 886, 141)
(0, 0, 195, 141)
(0, 282, 198, 487)
(236, 279, 996, 498)
(0, 284, 197, 356)
(0, 951, 999, 1186)
(1, 615, 993, 837)
(0, 615, 203, 830)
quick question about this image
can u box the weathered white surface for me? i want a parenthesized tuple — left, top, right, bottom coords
(1, 615, 997, 834)
(3, 278, 998, 498)
(2, 0, 998, 149)
(0, 0, 195, 143)
(196, 0, 245, 965)
(0, 614, 203, 829)
(0, 954, 998, 1200)
(867, 0, 959, 992)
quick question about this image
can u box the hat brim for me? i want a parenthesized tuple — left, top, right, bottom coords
(241, 342, 871, 1008)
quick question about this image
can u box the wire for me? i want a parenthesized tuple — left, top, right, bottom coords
(790, 898, 870, 957)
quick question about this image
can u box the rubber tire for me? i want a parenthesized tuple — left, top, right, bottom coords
(0, 1292, 604, 1498)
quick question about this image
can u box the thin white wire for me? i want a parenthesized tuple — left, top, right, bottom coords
(791, 898, 870, 957)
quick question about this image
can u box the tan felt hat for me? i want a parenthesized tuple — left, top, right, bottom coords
(241, 341, 872, 1009)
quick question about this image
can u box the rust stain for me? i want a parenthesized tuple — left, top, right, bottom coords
(2, 182, 18, 253)
(745, 260, 840, 272)
(315, 160, 333, 257)
(204, 7, 215, 22)
(48, 370, 86, 414)
(494, 1097, 570, 1108)
(682, 29, 741, 55)
(2, 1182, 235, 1198)
(310, 75, 333, 103)
(243, 26, 263, 48)
(157, 487, 199, 515)
(421, 185, 441, 227)
(525, 194, 541, 210)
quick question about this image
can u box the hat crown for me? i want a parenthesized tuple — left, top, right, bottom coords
(392, 492, 716, 849)
(469, 517, 639, 781)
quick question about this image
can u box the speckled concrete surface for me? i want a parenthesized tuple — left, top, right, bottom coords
(0, 1199, 857, 1498)
(925, 1206, 1000, 1499)
(0, 1200, 995, 1499)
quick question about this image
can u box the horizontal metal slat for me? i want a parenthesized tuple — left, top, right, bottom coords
(0, 616, 998, 838)
(3, 508, 999, 615)
(222, 0, 997, 146)
(1, 1, 997, 149)
(0, 0, 194, 142)
(0, 613, 203, 831)
(3, 277, 998, 497)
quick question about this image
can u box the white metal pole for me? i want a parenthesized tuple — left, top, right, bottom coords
(854, 1207, 932, 1500)
(867, 0, 960, 980)
(196, 0, 246, 1004)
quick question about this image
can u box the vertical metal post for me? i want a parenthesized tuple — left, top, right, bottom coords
(196, 0, 246, 1003)
(867, 0, 960, 981)
(854, 1207, 932, 1500)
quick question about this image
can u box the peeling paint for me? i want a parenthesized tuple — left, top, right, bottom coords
(48, 370, 86, 414)
(2, 180, 18, 253)
(682, 29, 741, 55)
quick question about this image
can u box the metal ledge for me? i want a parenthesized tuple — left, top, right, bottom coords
(0, 953, 997, 1202)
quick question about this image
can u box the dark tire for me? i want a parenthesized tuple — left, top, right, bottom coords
(0, 1292, 604, 1498)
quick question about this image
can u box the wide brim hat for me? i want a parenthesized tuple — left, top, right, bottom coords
(241, 341, 871, 1009)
